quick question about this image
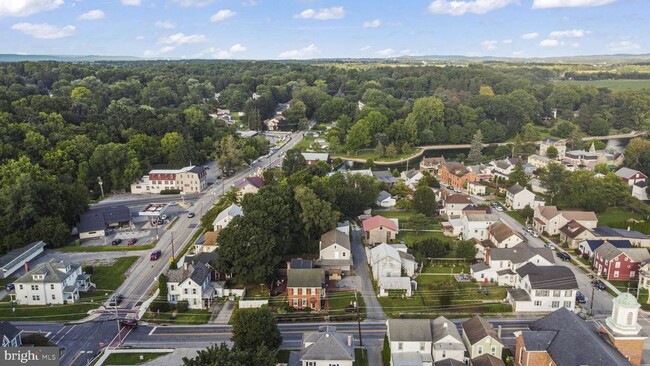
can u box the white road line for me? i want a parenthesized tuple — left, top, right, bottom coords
(51, 326, 67, 341)
(148, 326, 157, 336)
(45, 332, 52, 338)
(57, 325, 77, 342)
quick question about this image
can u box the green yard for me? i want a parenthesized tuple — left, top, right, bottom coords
(328, 291, 366, 320)
(374, 210, 441, 230)
(142, 309, 212, 324)
(104, 352, 169, 365)
(506, 211, 530, 226)
(58, 243, 154, 253)
(397, 230, 449, 247)
(597, 207, 644, 227)
(423, 263, 470, 274)
(89, 257, 139, 291)
(557, 79, 650, 92)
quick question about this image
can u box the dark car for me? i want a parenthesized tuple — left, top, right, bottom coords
(593, 280, 606, 291)
(556, 252, 570, 261)
(119, 318, 138, 328)
(5, 283, 14, 291)
(111, 238, 122, 245)
(576, 291, 586, 304)
(127, 238, 138, 245)
(150, 250, 162, 261)
(108, 294, 124, 307)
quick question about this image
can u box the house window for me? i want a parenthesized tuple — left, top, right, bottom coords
(627, 312, 634, 325)
(50, 284, 55, 290)
(564, 290, 572, 297)
(292, 298, 298, 307)
(184, 289, 188, 295)
(616, 262, 621, 268)
(52, 295, 56, 300)
(192, 289, 197, 295)
(302, 299, 307, 307)
(420, 342, 425, 351)
(631, 271, 636, 278)
(564, 301, 572, 308)
(306, 363, 315, 366)
(442, 351, 446, 358)
(171, 285, 175, 291)
(552, 301, 560, 308)
(19, 285, 23, 290)
(398, 342, 403, 351)
(478, 346, 483, 355)
(552, 290, 560, 297)
(32, 295, 40, 301)
(342, 252, 346, 257)
(534, 301, 542, 306)
(31, 285, 38, 291)
(536, 290, 549, 296)
(614, 271, 620, 278)
(491, 346, 497, 355)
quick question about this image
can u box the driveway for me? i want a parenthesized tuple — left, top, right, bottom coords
(350, 225, 386, 320)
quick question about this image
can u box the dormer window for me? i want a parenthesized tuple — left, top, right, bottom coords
(32, 274, 45, 280)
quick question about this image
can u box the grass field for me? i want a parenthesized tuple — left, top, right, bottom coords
(90, 257, 139, 291)
(506, 210, 530, 226)
(557, 79, 650, 92)
(58, 243, 154, 253)
(597, 207, 644, 227)
(104, 352, 169, 365)
(143, 309, 212, 324)
(328, 290, 366, 320)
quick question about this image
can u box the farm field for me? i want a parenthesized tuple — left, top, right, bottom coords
(556, 79, 650, 92)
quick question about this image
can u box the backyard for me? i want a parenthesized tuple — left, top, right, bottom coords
(597, 207, 644, 227)
(103, 352, 170, 365)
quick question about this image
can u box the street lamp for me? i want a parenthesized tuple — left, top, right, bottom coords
(97, 176, 105, 198)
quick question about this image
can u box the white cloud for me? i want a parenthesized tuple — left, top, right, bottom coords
(201, 44, 247, 58)
(294, 6, 345, 20)
(376, 48, 396, 56)
(155, 20, 176, 29)
(549, 29, 590, 38)
(512, 50, 525, 56)
(0, 0, 63, 17)
(539, 39, 560, 47)
(501, 39, 512, 44)
(210, 9, 236, 23)
(144, 46, 175, 58)
(135, 35, 145, 40)
(158, 33, 208, 45)
(121, 0, 141, 5)
(607, 40, 641, 52)
(363, 19, 381, 28)
(172, 0, 214, 7)
(360, 45, 371, 51)
(521, 32, 539, 39)
(532, 0, 616, 9)
(481, 40, 499, 50)
(11, 22, 75, 39)
(279, 44, 320, 59)
(77, 9, 105, 21)
(428, 0, 518, 16)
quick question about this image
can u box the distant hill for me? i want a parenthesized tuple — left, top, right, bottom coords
(0, 54, 142, 62)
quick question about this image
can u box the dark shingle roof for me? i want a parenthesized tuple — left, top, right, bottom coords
(300, 332, 354, 361)
(14, 260, 78, 284)
(0, 322, 21, 341)
(166, 263, 210, 285)
(471, 354, 506, 366)
(515, 263, 578, 290)
(320, 229, 350, 251)
(287, 269, 323, 288)
(387, 319, 432, 342)
(585, 239, 632, 252)
(0, 241, 45, 268)
(434, 359, 465, 366)
(592, 226, 650, 240)
(377, 190, 392, 202)
(78, 206, 130, 233)
(507, 184, 525, 195)
(527, 307, 631, 365)
(489, 244, 555, 265)
(462, 315, 502, 346)
(507, 288, 531, 301)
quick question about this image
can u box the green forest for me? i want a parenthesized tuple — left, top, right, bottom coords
(1, 60, 649, 252)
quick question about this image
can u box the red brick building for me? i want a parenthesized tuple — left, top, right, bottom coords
(286, 269, 325, 311)
(439, 162, 479, 190)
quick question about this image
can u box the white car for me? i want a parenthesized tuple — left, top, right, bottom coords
(532, 232, 540, 238)
(495, 206, 504, 212)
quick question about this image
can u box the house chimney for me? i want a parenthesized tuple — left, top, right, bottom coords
(443, 322, 448, 328)
(183, 262, 188, 271)
(628, 226, 631, 232)
(24, 262, 29, 273)
(348, 335, 353, 347)
(498, 325, 502, 339)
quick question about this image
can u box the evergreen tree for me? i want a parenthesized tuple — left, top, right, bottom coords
(467, 130, 484, 164)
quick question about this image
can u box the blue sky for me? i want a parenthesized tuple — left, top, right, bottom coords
(0, 0, 647, 59)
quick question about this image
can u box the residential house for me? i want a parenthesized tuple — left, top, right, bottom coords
(212, 203, 243, 232)
(488, 221, 523, 249)
(467, 182, 486, 196)
(461, 315, 504, 360)
(377, 190, 397, 208)
(632, 181, 649, 201)
(166, 262, 214, 310)
(563, 149, 599, 170)
(318, 229, 352, 274)
(432, 316, 467, 363)
(639, 262, 650, 290)
(193, 231, 218, 254)
(386, 317, 467, 365)
(401, 170, 424, 190)
(486, 158, 523, 179)
(471, 354, 506, 366)
(441, 194, 472, 219)
(441, 218, 463, 238)
(529, 178, 547, 195)
(558, 220, 591, 248)
(373, 170, 398, 185)
(131, 165, 208, 194)
(532, 206, 597, 236)
(235, 176, 264, 198)
(185, 251, 227, 282)
(264, 115, 286, 131)
(362, 215, 398, 245)
(287, 269, 325, 311)
(538, 138, 566, 160)
(420, 156, 446, 174)
(507, 263, 578, 312)
(0, 322, 21, 347)
(301, 153, 329, 165)
(288, 327, 355, 366)
(439, 162, 479, 190)
(589, 226, 650, 248)
(77, 205, 131, 240)
(378, 276, 413, 298)
(13, 259, 93, 305)
(473, 244, 555, 286)
(514, 294, 644, 366)
(369, 243, 418, 280)
(462, 205, 490, 217)
(577, 239, 632, 260)
(0, 240, 45, 279)
(592, 242, 650, 281)
(526, 154, 552, 170)
(505, 184, 543, 210)
(461, 214, 499, 241)
(615, 167, 647, 186)
(288, 258, 313, 270)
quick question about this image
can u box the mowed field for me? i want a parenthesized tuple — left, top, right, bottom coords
(557, 79, 650, 91)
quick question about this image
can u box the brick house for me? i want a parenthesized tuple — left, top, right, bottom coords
(592, 242, 650, 281)
(287, 269, 325, 311)
(439, 162, 479, 190)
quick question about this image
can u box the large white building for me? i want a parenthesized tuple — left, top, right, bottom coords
(131, 166, 208, 194)
(507, 263, 578, 313)
(166, 262, 215, 310)
(13, 259, 93, 305)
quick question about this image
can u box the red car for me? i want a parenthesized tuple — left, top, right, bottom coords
(127, 238, 138, 245)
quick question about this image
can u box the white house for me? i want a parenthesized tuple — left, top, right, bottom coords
(0, 322, 22, 347)
(13, 259, 93, 305)
(432, 316, 467, 363)
(461, 214, 499, 241)
(533, 206, 598, 236)
(376, 190, 397, 208)
(505, 184, 543, 210)
(212, 203, 243, 232)
(400, 170, 424, 190)
(467, 182, 487, 196)
(632, 181, 649, 201)
(461, 315, 504, 360)
(369, 243, 418, 280)
(166, 262, 215, 310)
(441, 194, 472, 219)
(318, 229, 352, 273)
(472, 244, 555, 286)
(488, 221, 524, 249)
(506, 263, 578, 313)
(289, 327, 355, 366)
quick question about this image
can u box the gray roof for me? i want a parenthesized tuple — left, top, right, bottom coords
(515, 263, 578, 290)
(187, 252, 218, 267)
(507, 288, 531, 301)
(507, 184, 525, 195)
(377, 190, 392, 202)
(527, 307, 631, 365)
(320, 229, 351, 251)
(301, 152, 329, 161)
(434, 359, 466, 366)
(471, 354, 506, 366)
(462, 315, 502, 345)
(398, 250, 416, 263)
(0, 240, 45, 268)
(521, 331, 556, 351)
(387, 319, 432, 342)
(0, 321, 21, 341)
(301, 331, 354, 361)
(290, 258, 313, 269)
(78, 206, 130, 233)
(14, 259, 78, 284)
(166, 263, 210, 285)
(592, 226, 650, 240)
(471, 262, 490, 273)
(214, 203, 243, 225)
(489, 244, 555, 265)
(432, 316, 463, 344)
(287, 269, 323, 288)
(373, 170, 398, 183)
(465, 213, 499, 222)
(615, 167, 644, 179)
(403, 170, 421, 179)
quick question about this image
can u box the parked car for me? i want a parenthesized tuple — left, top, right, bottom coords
(495, 206, 504, 212)
(544, 243, 555, 250)
(576, 291, 586, 304)
(532, 232, 540, 238)
(5, 283, 14, 291)
(108, 294, 124, 307)
(119, 318, 138, 328)
(187, 212, 195, 218)
(160, 214, 168, 220)
(556, 252, 570, 261)
(525, 226, 533, 232)
(127, 238, 138, 245)
(150, 250, 162, 261)
(593, 280, 606, 291)
(111, 238, 122, 245)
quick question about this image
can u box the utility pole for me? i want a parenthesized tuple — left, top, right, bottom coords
(355, 290, 363, 347)
(170, 233, 175, 264)
(115, 303, 121, 346)
(589, 286, 595, 316)
(97, 176, 104, 198)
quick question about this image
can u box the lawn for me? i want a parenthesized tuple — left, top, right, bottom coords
(397, 230, 449, 247)
(142, 309, 212, 324)
(244, 284, 270, 300)
(597, 207, 644, 227)
(423, 263, 470, 274)
(557, 79, 650, 92)
(355, 348, 369, 366)
(0, 277, 17, 287)
(506, 211, 529, 226)
(639, 289, 650, 311)
(374, 210, 440, 230)
(294, 136, 318, 151)
(57, 243, 154, 253)
(328, 290, 366, 321)
(0, 257, 138, 321)
(104, 352, 169, 365)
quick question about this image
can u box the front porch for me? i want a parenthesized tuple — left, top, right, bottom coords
(63, 285, 79, 303)
(76, 274, 95, 292)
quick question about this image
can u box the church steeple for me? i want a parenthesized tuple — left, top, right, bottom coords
(605, 293, 642, 336)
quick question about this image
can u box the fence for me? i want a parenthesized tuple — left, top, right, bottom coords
(238, 299, 268, 308)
